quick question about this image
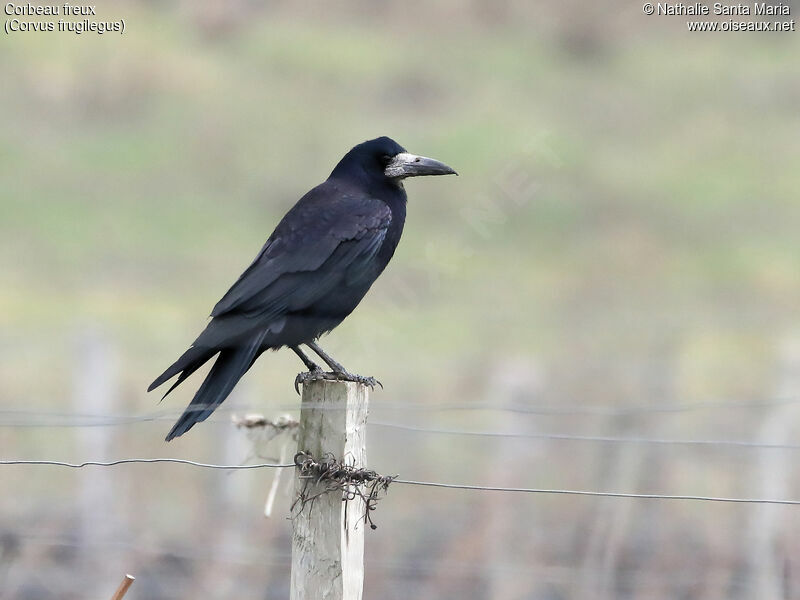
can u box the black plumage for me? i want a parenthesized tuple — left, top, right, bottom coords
(149, 136, 456, 440)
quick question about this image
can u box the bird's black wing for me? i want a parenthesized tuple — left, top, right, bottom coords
(209, 184, 392, 321)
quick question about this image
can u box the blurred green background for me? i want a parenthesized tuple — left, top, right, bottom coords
(2, 1, 800, 598)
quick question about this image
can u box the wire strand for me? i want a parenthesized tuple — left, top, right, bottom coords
(3, 409, 800, 451)
(280, 396, 800, 415)
(371, 421, 800, 450)
(3, 394, 800, 426)
(2, 458, 800, 505)
(0, 407, 248, 428)
(0, 458, 293, 469)
(391, 480, 800, 505)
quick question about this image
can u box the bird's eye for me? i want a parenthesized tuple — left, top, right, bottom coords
(380, 154, 393, 165)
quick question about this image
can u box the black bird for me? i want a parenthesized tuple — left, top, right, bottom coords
(149, 136, 456, 440)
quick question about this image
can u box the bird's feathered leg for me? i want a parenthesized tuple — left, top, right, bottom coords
(301, 340, 382, 389)
(292, 345, 323, 394)
(292, 345, 322, 371)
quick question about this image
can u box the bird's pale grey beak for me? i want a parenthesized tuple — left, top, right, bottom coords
(385, 152, 458, 179)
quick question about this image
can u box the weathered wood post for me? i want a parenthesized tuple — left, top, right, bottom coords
(746, 337, 800, 599)
(290, 379, 370, 600)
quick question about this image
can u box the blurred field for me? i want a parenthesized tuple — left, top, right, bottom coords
(2, 2, 800, 598)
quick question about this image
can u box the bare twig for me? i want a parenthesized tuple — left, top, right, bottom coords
(264, 440, 291, 518)
(110, 574, 135, 600)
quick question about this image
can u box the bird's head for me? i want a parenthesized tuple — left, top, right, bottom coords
(330, 136, 457, 186)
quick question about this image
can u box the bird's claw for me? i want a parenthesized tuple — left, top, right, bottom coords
(294, 370, 382, 392)
(294, 368, 323, 394)
(334, 372, 382, 390)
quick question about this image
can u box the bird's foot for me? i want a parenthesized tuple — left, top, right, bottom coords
(294, 369, 382, 393)
(294, 367, 323, 394)
(331, 370, 383, 390)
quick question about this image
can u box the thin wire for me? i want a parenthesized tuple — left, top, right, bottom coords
(392, 479, 800, 505)
(4, 409, 800, 451)
(0, 458, 293, 469)
(371, 421, 800, 450)
(0, 407, 248, 428)
(3, 394, 800, 426)
(279, 396, 800, 415)
(2, 458, 800, 505)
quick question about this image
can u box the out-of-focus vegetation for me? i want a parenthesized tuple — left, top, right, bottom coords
(1, 2, 800, 598)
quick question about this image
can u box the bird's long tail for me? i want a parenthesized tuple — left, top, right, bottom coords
(148, 345, 214, 399)
(151, 331, 267, 441)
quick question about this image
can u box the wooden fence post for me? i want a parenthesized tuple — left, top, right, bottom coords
(290, 379, 370, 600)
(745, 337, 800, 599)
